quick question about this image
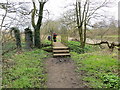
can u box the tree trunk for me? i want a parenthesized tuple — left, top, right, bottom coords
(34, 26, 41, 48)
(13, 28, 22, 50)
(31, 1, 45, 48)
(83, 23, 87, 48)
(76, 2, 85, 50)
(78, 27, 84, 49)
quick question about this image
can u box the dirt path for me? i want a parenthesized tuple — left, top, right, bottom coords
(45, 57, 85, 88)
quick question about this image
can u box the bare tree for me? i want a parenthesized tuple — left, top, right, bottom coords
(0, 1, 32, 54)
(31, 0, 48, 48)
(0, 1, 32, 41)
(76, 0, 112, 49)
(0, 1, 9, 42)
(60, 10, 77, 38)
(91, 17, 118, 42)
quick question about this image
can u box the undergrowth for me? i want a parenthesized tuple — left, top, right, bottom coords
(71, 51, 119, 89)
(42, 40, 52, 46)
(41, 40, 52, 53)
(2, 49, 48, 88)
(67, 41, 99, 54)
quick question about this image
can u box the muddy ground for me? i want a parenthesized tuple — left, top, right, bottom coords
(45, 57, 88, 88)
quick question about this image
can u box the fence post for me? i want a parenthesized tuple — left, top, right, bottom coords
(12, 27, 22, 50)
(25, 27, 33, 50)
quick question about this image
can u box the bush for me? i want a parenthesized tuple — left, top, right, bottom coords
(67, 41, 94, 53)
(41, 40, 52, 52)
(100, 73, 119, 88)
(42, 40, 51, 46)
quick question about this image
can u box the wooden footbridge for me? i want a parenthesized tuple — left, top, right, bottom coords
(53, 42, 70, 57)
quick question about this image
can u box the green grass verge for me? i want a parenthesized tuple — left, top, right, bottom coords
(71, 52, 119, 88)
(3, 49, 48, 88)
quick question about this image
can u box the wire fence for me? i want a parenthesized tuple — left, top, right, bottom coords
(1, 30, 26, 55)
(1, 30, 16, 55)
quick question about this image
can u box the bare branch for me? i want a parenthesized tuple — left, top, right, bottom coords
(31, 0, 36, 28)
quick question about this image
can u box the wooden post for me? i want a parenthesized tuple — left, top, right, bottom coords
(50, 30, 53, 46)
(25, 27, 33, 50)
(12, 27, 22, 50)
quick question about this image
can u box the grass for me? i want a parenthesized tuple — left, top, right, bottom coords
(2, 41, 16, 53)
(41, 40, 53, 53)
(41, 40, 52, 46)
(97, 35, 118, 38)
(95, 35, 118, 42)
(71, 51, 119, 88)
(67, 41, 99, 54)
(2, 49, 48, 88)
(2, 40, 27, 54)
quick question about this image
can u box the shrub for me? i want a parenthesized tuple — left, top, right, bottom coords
(100, 73, 119, 88)
(42, 40, 51, 46)
(67, 41, 94, 53)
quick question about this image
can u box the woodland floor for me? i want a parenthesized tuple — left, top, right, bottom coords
(45, 57, 87, 88)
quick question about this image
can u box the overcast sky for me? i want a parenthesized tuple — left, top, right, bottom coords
(0, 0, 119, 20)
(0, 0, 119, 30)
(46, 0, 119, 20)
